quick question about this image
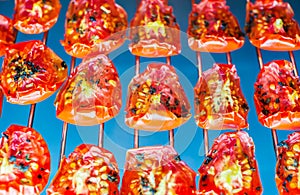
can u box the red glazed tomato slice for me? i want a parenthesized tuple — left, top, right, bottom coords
(276, 132, 300, 194)
(245, 0, 300, 51)
(55, 54, 121, 126)
(0, 124, 50, 194)
(0, 15, 17, 56)
(129, 0, 181, 57)
(187, 0, 244, 53)
(47, 144, 119, 195)
(254, 60, 300, 129)
(61, 0, 128, 58)
(198, 131, 263, 195)
(13, 0, 61, 34)
(125, 63, 191, 131)
(120, 146, 196, 195)
(194, 63, 249, 130)
(0, 40, 68, 105)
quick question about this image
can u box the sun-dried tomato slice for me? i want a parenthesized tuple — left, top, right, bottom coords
(198, 131, 263, 195)
(0, 124, 50, 195)
(245, 0, 300, 51)
(129, 0, 181, 57)
(0, 15, 17, 56)
(0, 40, 68, 105)
(188, 0, 244, 53)
(254, 60, 300, 129)
(194, 63, 249, 130)
(120, 146, 196, 195)
(13, 0, 61, 34)
(276, 132, 300, 194)
(61, 0, 128, 58)
(125, 63, 191, 131)
(55, 54, 121, 126)
(47, 144, 119, 195)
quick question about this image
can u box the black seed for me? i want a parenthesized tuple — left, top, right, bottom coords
(108, 174, 118, 182)
(204, 156, 213, 164)
(256, 186, 261, 191)
(37, 174, 42, 179)
(275, 98, 280, 103)
(204, 20, 209, 28)
(201, 175, 207, 181)
(221, 21, 227, 31)
(131, 108, 137, 114)
(257, 85, 263, 89)
(61, 61, 67, 69)
(265, 98, 271, 104)
(278, 82, 284, 86)
(140, 177, 148, 187)
(149, 86, 156, 95)
(241, 103, 249, 111)
(26, 139, 31, 142)
(262, 109, 269, 115)
(89, 16, 96, 22)
(164, 15, 170, 25)
(286, 174, 293, 182)
(40, 167, 45, 171)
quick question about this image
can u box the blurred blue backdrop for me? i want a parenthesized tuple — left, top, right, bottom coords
(1, 0, 300, 194)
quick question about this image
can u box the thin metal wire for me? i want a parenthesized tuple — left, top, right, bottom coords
(134, 56, 140, 148)
(166, 56, 175, 147)
(255, 47, 278, 158)
(59, 56, 76, 164)
(226, 52, 232, 65)
(98, 123, 104, 148)
(196, 51, 209, 155)
(289, 51, 298, 76)
(27, 31, 49, 128)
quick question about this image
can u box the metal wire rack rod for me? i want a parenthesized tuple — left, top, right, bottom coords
(255, 47, 278, 157)
(134, 55, 140, 148)
(226, 52, 232, 65)
(98, 123, 104, 148)
(166, 56, 175, 147)
(27, 31, 49, 128)
(196, 51, 209, 155)
(59, 56, 76, 164)
(289, 51, 298, 76)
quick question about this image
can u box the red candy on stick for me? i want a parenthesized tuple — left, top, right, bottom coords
(0, 40, 68, 105)
(61, 0, 128, 58)
(0, 125, 51, 195)
(55, 54, 121, 126)
(276, 132, 300, 194)
(187, 0, 244, 53)
(125, 63, 191, 131)
(254, 60, 300, 130)
(129, 0, 181, 57)
(120, 146, 196, 195)
(194, 63, 249, 130)
(198, 131, 263, 195)
(47, 144, 120, 195)
(13, 0, 61, 34)
(245, 0, 300, 51)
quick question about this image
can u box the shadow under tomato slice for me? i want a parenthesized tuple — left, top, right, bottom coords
(13, 0, 61, 34)
(276, 132, 300, 194)
(120, 146, 196, 195)
(187, 0, 244, 53)
(0, 15, 17, 57)
(198, 131, 262, 195)
(47, 144, 119, 195)
(245, 0, 300, 51)
(129, 0, 181, 57)
(194, 63, 249, 130)
(0, 40, 68, 105)
(125, 63, 191, 131)
(0, 124, 50, 195)
(254, 60, 300, 130)
(55, 54, 121, 126)
(61, 0, 128, 58)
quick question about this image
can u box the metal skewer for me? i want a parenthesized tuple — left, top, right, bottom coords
(59, 56, 76, 163)
(166, 56, 174, 147)
(27, 31, 49, 128)
(255, 47, 279, 157)
(134, 55, 140, 148)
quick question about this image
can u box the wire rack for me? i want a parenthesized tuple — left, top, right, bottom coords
(1, 0, 300, 194)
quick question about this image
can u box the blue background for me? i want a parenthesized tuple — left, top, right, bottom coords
(1, 0, 300, 194)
